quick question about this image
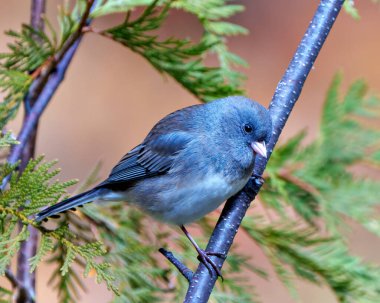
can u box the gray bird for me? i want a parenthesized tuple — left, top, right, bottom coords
(36, 96, 272, 277)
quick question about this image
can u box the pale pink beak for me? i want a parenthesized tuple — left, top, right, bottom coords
(251, 141, 267, 158)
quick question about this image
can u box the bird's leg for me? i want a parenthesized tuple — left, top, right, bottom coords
(180, 225, 225, 279)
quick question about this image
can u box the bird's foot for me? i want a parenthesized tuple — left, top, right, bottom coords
(196, 249, 225, 280)
(180, 225, 225, 279)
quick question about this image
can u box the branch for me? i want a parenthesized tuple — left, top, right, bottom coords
(26, 0, 95, 105)
(4, 0, 95, 174)
(15, 2, 46, 303)
(5, 268, 35, 303)
(159, 248, 193, 282)
(183, 0, 345, 302)
(7, 39, 81, 168)
(30, 0, 45, 31)
(5, 268, 19, 289)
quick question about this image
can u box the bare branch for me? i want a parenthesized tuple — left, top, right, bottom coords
(5, 268, 35, 303)
(159, 248, 193, 283)
(183, 0, 345, 302)
(15, 2, 46, 302)
(30, 0, 45, 31)
(5, 268, 19, 289)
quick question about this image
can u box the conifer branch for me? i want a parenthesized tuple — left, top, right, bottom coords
(26, 0, 94, 103)
(278, 169, 321, 197)
(5, 0, 94, 171)
(15, 2, 46, 302)
(184, 0, 345, 302)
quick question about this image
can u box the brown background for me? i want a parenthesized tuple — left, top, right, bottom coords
(1, 0, 380, 302)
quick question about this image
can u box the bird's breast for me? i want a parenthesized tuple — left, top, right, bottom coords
(135, 172, 250, 225)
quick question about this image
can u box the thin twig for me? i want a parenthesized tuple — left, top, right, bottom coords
(159, 248, 193, 282)
(30, 0, 45, 31)
(5, 268, 34, 303)
(26, 0, 95, 104)
(183, 1, 345, 302)
(3, 0, 95, 178)
(5, 268, 19, 289)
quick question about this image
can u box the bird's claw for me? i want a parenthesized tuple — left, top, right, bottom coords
(196, 249, 224, 280)
(251, 174, 265, 186)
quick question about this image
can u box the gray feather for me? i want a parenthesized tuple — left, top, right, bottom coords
(35, 188, 102, 222)
(103, 131, 193, 186)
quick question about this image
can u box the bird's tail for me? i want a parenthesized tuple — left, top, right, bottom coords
(35, 188, 103, 222)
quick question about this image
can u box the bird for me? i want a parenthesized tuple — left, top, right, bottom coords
(35, 95, 272, 277)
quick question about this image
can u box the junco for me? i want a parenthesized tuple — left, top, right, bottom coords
(36, 96, 272, 277)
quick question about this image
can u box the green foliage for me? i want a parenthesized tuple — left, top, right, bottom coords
(244, 218, 380, 302)
(3, 156, 76, 215)
(169, 217, 262, 303)
(91, 0, 248, 99)
(343, 0, 360, 20)
(0, 24, 55, 128)
(86, 205, 169, 302)
(91, 0, 154, 17)
(0, 0, 246, 130)
(0, 285, 12, 303)
(0, 223, 29, 275)
(305, 75, 379, 234)
(105, 0, 246, 101)
(78, 202, 260, 303)
(173, 0, 248, 87)
(1, 0, 380, 302)
(29, 234, 54, 272)
(343, 0, 380, 19)
(0, 131, 18, 147)
(255, 74, 380, 302)
(0, 157, 117, 297)
(47, 227, 87, 303)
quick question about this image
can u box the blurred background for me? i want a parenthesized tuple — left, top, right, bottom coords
(1, 0, 380, 302)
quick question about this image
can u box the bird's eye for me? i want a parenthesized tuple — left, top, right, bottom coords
(244, 124, 253, 134)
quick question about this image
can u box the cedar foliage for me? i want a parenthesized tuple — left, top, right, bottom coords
(0, 1, 380, 302)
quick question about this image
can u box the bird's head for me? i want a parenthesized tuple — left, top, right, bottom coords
(206, 96, 272, 160)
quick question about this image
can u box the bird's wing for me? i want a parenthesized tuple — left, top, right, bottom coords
(103, 131, 193, 185)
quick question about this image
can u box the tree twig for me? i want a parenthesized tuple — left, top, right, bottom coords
(5, 268, 35, 303)
(5, 268, 19, 289)
(30, 0, 45, 32)
(5, 0, 95, 169)
(2, 1, 95, 303)
(25, 0, 95, 106)
(159, 248, 193, 282)
(183, 0, 345, 302)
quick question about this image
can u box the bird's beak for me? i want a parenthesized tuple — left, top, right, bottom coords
(251, 141, 267, 158)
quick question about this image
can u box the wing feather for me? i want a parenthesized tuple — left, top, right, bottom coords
(102, 131, 193, 186)
(100, 104, 202, 187)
